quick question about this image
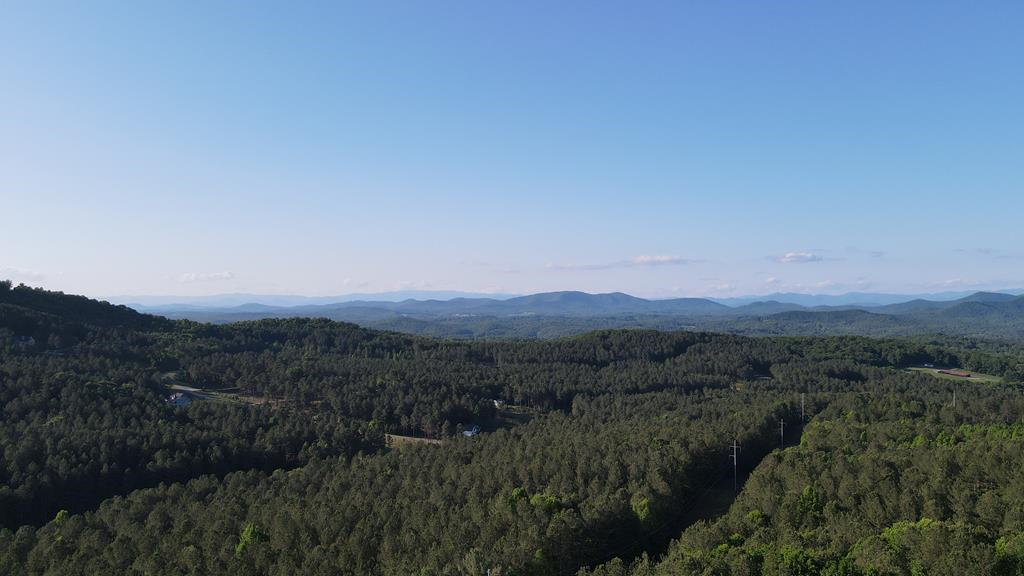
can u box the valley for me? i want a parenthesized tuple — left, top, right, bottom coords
(132, 290, 1024, 342)
(3, 283, 1024, 574)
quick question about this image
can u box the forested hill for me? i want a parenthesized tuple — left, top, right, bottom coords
(135, 288, 1024, 340)
(0, 281, 173, 333)
(3, 285, 1024, 574)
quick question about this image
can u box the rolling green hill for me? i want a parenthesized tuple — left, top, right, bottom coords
(2, 286, 1024, 575)
(135, 288, 1024, 341)
(0, 281, 173, 333)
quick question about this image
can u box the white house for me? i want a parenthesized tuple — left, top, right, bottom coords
(167, 392, 195, 407)
(15, 335, 36, 348)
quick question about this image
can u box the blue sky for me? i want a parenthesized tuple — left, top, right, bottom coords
(2, 1, 1022, 298)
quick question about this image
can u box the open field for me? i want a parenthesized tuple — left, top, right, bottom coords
(167, 383, 292, 406)
(493, 403, 539, 430)
(386, 434, 444, 448)
(907, 366, 1003, 384)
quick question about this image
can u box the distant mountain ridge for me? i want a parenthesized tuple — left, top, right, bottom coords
(166, 291, 732, 318)
(108, 290, 520, 309)
(133, 288, 1024, 329)
(114, 287, 1024, 311)
(7, 281, 1024, 340)
(711, 289, 1024, 307)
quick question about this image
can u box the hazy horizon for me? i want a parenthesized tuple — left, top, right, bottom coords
(92, 286, 1024, 309)
(4, 3, 1023, 299)
(6, 4, 1024, 574)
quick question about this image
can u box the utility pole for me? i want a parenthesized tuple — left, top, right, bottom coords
(953, 387, 957, 410)
(801, 393, 806, 422)
(730, 439, 740, 492)
(779, 418, 785, 450)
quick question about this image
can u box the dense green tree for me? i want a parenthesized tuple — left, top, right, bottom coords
(2, 284, 1024, 575)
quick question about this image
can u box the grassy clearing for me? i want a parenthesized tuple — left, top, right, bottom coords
(166, 382, 292, 406)
(493, 404, 539, 430)
(386, 405, 539, 449)
(386, 434, 444, 448)
(907, 366, 1003, 384)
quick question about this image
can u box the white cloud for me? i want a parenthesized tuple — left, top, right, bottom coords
(178, 271, 235, 283)
(629, 255, 691, 266)
(547, 255, 698, 271)
(772, 251, 825, 264)
(755, 277, 856, 294)
(955, 248, 1023, 261)
(845, 246, 885, 259)
(0, 267, 47, 282)
(926, 278, 984, 289)
(705, 282, 736, 295)
(395, 280, 434, 290)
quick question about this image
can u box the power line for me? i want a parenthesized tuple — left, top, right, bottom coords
(577, 460, 733, 572)
(730, 439, 742, 492)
